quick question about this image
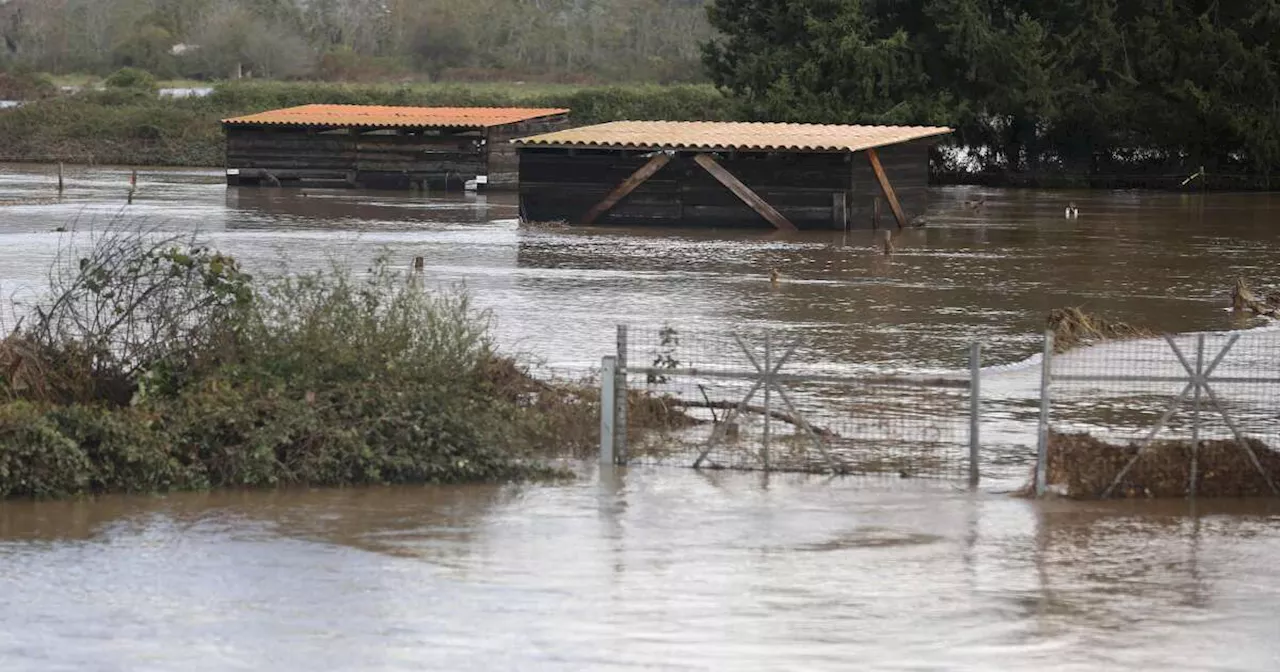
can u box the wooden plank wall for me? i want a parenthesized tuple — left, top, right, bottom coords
(226, 127, 354, 184)
(519, 149, 856, 229)
(849, 141, 932, 228)
(357, 130, 483, 189)
(226, 126, 491, 189)
(486, 114, 571, 188)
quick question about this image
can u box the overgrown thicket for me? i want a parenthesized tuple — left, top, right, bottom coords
(0, 80, 731, 165)
(0, 0, 710, 84)
(0, 227, 601, 498)
(705, 0, 1280, 184)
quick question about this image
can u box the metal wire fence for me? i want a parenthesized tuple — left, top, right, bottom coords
(611, 326, 980, 481)
(1036, 330, 1280, 498)
(582, 324, 1280, 497)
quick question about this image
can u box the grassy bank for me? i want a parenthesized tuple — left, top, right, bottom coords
(0, 80, 734, 167)
(0, 227, 611, 498)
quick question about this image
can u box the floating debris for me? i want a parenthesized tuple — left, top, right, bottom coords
(1047, 307, 1151, 352)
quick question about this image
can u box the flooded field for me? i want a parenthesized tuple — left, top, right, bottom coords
(2, 470, 1280, 671)
(2, 164, 1279, 372)
(3, 165, 1280, 669)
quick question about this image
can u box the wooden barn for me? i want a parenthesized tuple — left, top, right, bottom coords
(222, 104, 570, 190)
(514, 121, 952, 230)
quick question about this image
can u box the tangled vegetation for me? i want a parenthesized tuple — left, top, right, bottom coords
(1047, 307, 1152, 353)
(0, 0, 709, 85)
(1032, 431, 1280, 499)
(0, 227, 607, 499)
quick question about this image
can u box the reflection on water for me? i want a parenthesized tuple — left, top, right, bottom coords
(1, 470, 1279, 670)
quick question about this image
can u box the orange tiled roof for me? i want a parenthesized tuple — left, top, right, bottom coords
(513, 120, 951, 152)
(222, 104, 569, 129)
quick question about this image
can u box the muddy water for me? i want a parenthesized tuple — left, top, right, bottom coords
(2, 165, 1279, 372)
(4, 166, 1280, 669)
(2, 471, 1280, 670)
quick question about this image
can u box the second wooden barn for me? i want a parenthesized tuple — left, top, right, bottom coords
(223, 104, 570, 190)
(514, 121, 951, 230)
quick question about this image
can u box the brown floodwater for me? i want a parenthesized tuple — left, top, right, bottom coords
(3, 165, 1280, 669)
(2, 470, 1280, 670)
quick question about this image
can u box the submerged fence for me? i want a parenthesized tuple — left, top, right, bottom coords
(1035, 330, 1280, 498)
(598, 326, 984, 484)
(592, 324, 1280, 498)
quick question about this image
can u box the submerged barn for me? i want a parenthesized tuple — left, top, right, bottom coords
(514, 121, 951, 230)
(223, 104, 570, 190)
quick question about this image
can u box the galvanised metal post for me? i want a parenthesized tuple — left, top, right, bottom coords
(1190, 334, 1205, 498)
(969, 341, 982, 489)
(615, 325, 629, 465)
(600, 356, 617, 467)
(1035, 331, 1055, 497)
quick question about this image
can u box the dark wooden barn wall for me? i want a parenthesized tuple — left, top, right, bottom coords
(485, 114, 571, 188)
(226, 117, 568, 190)
(850, 141, 932, 227)
(518, 143, 932, 229)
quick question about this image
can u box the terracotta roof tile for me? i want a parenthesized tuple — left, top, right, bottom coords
(222, 104, 569, 129)
(513, 120, 951, 152)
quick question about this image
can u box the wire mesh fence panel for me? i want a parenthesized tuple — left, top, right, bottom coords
(1045, 331, 1280, 498)
(509, 357, 603, 460)
(621, 326, 975, 480)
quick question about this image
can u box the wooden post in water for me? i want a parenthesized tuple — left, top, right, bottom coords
(57, 162, 64, 195)
(128, 169, 137, 204)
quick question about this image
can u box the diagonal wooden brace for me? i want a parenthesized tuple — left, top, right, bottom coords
(693, 153, 798, 231)
(579, 153, 671, 226)
(866, 147, 909, 229)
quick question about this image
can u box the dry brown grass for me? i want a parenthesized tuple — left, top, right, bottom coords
(1026, 430, 1280, 498)
(0, 334, 50, 402)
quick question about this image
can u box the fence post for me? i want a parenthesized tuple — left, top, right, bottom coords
(762, 332, 772, 471)
(1189, 334, 1205, 498)
(1035, 331, 1055, 497)
(969, 341, 982, 489)
(600, 356, 617, 467)
(615, 324, 629, 465)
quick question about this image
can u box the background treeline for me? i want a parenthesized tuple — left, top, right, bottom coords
(705, 0, 1280, 184)
(1, 0, 1278, 185)
(0, 0, 711, 83)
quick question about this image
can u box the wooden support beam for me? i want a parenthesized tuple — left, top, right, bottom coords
(693, 153, 797, 232)
(579, 153, 670, 226)
(833, 191, 847, 231)
(866, 148, 909, 229)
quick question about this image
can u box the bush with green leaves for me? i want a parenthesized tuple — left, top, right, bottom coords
(104, 67, 159, 93)
(1, 230, 582, 498)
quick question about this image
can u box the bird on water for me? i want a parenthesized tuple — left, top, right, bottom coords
(769, 268, 780, 286)
(1065, 202, 1080, 218)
